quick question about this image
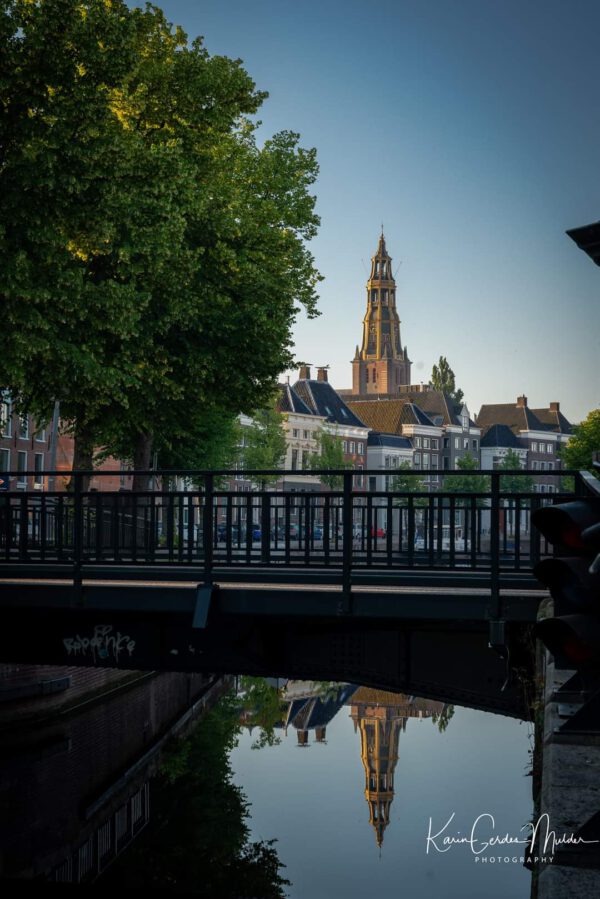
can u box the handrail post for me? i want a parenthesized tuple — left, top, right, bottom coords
(203, 473, 214, 585)
(490, 470, 500, 619)
(341, 470, 353, 614)
(73, 470, 83, 602)
(261, 488, 271, 565)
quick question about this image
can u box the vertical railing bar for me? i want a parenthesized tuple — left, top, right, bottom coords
(341, 471, 353, 612)
(386, 495, 393, 567)
(246, 493, 252, 565)
(304, 494, 310, 566)
(261, 489, 271, 566)
(40, 493, 46, 562)
(515, 497, 521, 569)
(73, 471, 83, 600)
(95, 491, 102, 563)
(177, 493, 184, 563)
(202, 474, 214, 584)
(490, 471, 500, 619)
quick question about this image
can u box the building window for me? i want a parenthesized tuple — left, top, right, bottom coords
(358, 442, 364, 454)
(303, 430, 309, 440)
(423, 453, 430, 467)
(302, 450, 310, 469)
(291, 449, 298, 470)
(35, 425, 47, 442)
(1, 399, 12, 437)
(414, 453, 421, 466)
(414, 437, 422, 448)
(342, 440, 348, 453)
(292, 429, 299, 438)
(34, 452, 44, 487)
(19, 413, 29, 439)
(423, 438, 430, 449)
(0, 448, 9, 473)
(443, 437, 449, 449)
(349, 441, 355, 453)
(17, 450, 27, 486)
(472, 440, 478, 451)
(548, 462, 553, 471)
(431, 454, 438, 468)
(431, 439, 438, 449)
(454, 437, 460, 449)
(464, 439, 469, 449)
(547, 443, 553, 453)
(531, 442, 538, 452)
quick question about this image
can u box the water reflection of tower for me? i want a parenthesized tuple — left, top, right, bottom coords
(347, 689, 445, 847)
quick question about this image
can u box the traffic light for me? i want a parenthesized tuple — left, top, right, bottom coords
(532, 496, 600, 736)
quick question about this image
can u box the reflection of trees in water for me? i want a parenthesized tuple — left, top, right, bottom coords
(101, 691, 289, 897)
(238, 677, 286, 750)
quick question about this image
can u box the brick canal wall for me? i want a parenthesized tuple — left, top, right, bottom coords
(536, 653, 600, 896)
(0, 669, 230, 879)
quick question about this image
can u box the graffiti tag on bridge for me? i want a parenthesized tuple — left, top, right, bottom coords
(63, 625, 136, 663)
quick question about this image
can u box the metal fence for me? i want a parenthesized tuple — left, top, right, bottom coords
(0, 469, 593, 587)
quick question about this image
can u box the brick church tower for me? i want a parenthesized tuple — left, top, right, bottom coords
(351, 232, 411, 395)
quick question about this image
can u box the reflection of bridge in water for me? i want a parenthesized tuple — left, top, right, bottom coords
(2, 467, 587, 717)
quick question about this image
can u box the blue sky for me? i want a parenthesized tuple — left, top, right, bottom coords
(155, 0, 599, 423)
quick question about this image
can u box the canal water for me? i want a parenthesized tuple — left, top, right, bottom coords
(0, 673, 533, 897)
(230, 682, 533, 899)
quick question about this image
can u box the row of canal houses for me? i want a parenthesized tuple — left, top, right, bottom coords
(259, 365, 573, 497)
(1, 374, 572, 495)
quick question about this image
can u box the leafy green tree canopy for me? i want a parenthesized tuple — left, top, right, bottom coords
(430, 356, 464, 406)
(498, 448, 534, 493)
(560, 408, 600, 478)
(443, 453, 490, 494)
(242, 407, 287, 487)
(308, 429, 351, 489)
(0, 0, 321, 484)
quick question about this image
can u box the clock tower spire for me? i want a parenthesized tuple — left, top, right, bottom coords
(351, 232, 411, 395)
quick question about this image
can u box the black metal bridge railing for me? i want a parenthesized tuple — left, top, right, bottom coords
(0, 468, 594, 596)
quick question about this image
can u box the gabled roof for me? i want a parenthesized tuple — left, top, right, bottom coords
(292, 380, 367, 429)
(477, 403, 539, 433)
(477, 401, 573, 436)
(399, 390, 469, 426)
(531, 408, 573, 435)
(346, 398, 436, 434)
(276, 382, 313, 416)
(367, 431, 413, 449)
(480, 424, 524, 449)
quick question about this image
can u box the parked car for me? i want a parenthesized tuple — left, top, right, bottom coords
(252, 525, 261, 541)
(371, 526, 386, 538)
(273, 523, 299, 540)
(312, 525, 324, 540)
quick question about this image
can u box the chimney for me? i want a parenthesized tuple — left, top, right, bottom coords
(549, 401, 560, 412)
(298, 365, 311, 380)
(317, 366, 328, 382)
(516, 395, 527, 408)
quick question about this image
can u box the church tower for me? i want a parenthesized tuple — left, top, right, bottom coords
(351, 232, 411, 395)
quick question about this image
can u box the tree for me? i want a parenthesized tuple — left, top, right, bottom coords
(498, 449, 534, 493)
(560, 408, 600, 478)
(389, 461, 427, 507)
(241, 407, 287, 489)
(0, 1, 321, 487)
(443, 453, 490, 495)
(239, 677, 286, 750)
(308, 429, 351, 489)
(430, 356, 464, 406)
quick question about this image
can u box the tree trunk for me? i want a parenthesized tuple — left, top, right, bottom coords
(132, 431, 154, 493)
(71, 421, 95, 492)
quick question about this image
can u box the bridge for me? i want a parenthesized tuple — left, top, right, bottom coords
(0, 468, 594, 716)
